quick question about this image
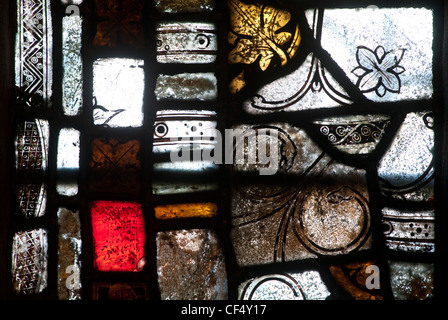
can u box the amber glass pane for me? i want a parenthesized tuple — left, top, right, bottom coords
(90, 138, 141, 192)
(93, 0, 144, 48)
(91, 201, 146, 272)
(154, 203, 217, 219)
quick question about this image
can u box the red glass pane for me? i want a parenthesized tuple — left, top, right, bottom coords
(91, 201, 146, 272)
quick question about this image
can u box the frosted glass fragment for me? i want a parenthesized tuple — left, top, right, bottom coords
(389, 261, 434, 300)
(382, 208, 434, 253)
(156, 22, 217, 64)
(12, 229, 48, 294)
(157, 229, 227, 300)
(15, 119, 49, 171)
(239, 271, 330, 300)
(155, 73, 217, 101)
(16, 183, 47, 218)
(62, 14, 83, 115)
(321, 8, 433, 102)
(378, 112, 434, 201)
(313, 114, 390, 154)
(155, 0, 214, 12)
(15, 0, 53, 107)
(92, 58, 144, 127)
(57, 128, 80, 196)
(230, 124, 371, 266)
(153, 109, 218, 154)
(58, 208, 82, 300)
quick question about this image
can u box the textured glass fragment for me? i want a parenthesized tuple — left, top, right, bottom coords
(156, 22, 217, 64)
(239, 271, 330, 300)
(154, 0, 215, 12)
(230, 123, 371, 266)
(93, 0, 144, 48)
(15, 0, 53, 107)
(321, 8, 433, 102)
(155, 73, 217, 101)
(389, 261, 434, 300)
(313, 114, 390, 154)
(382, 208, 434, 253)
(90, 138, 141, 193)
(91, 201, 146, 272)
(154, 203, 218, 219)
(92, 282, 150, 300)
(12, 229, 48, 294)
(62, 14, 83, 115)
(57, 128, 80, 196)
(378, 112, 434, 201)
(16, 183, 46, 218)
(227, 0, 301, 94)
(15, 119, 49, 171)
(93, 58, 144, 127)
(329, 260, 383, 300)
(57, 208, 82, 300)
(156, 229, 227, 300)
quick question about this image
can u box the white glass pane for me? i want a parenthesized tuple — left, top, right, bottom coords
(57, 128, 80, 196)
(92, 58, 144, 127)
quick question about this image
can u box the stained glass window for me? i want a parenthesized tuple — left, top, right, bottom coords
(2, 0, 446, 307)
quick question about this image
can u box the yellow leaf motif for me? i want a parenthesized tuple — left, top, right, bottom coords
(228, 0, 301, 71)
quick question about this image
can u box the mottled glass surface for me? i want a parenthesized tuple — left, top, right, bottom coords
(15, 0, 53, 107)
(156, 22, 217, 64)
(92, 58, 144, 127)
(382, 208, 434, 253)
(321, 8, 433, 102)
(155, 73, 217, 101)
(230, 123, 371, 266)
(92, 282, 150, 300)
(90, 138, 141, 193)
(239, 271, 330, 300)
(57, 128, 80, 196)
(377, 112, 434, 201)
(12, 229, 48, 294)
(62, 14, 83, 115)
(154, 0, 215, 12)
(154, 203, 218, 219)
(157, 229, 227, 300)
(57, 208, 82, 300)
(91, 201, 146, 272)
(389, 261, 434, 300)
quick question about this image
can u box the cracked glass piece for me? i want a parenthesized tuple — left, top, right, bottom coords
(57, 128, 80, 196)
(154, 203, 218, 219)
(90, 138, 141, 193)
(93, 0, 144, 48)
(230, 124, 371, 266)
(92, 58, 144, 127)
(156, 22, 217, 64)
(389, 261, 434, 300)
(156, 229, 227, 300)
(382, 208, 435, 253)
(321, 7, 433, 102)
(12, 228, 48, 294)
(313, 114, 390, 154)
(57, 208, 82, 300)
(91, 201, 146, 272)
(15, 119, 49, 171)
(239, 271, 330, 300)
(92, 282, 150, 300)
(378, 111, 434, 201)
(329, 260, 383, 300)
(62, 14, 83, 115)
(154, 0, 215, 12)
(155, 73, 217, 101)
(15, 0, 53, 107)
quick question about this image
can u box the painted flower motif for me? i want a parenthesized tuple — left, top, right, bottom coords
(352, 45, 406, 97)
